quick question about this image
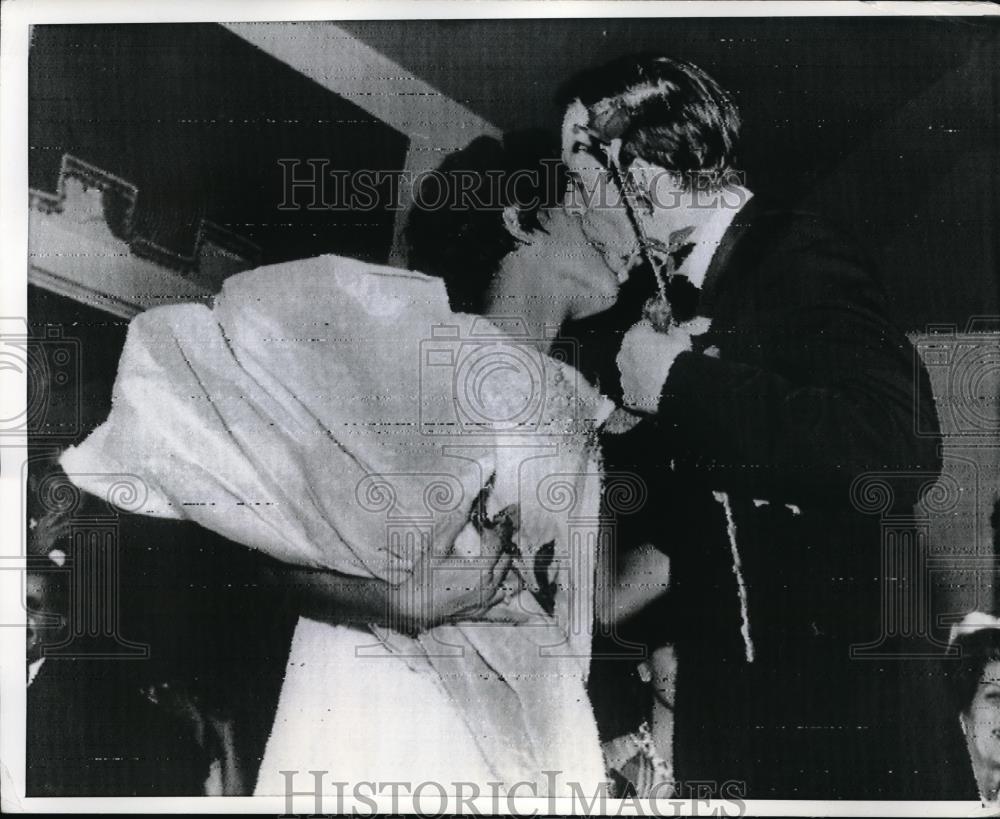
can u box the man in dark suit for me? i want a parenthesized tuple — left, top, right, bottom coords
(558, 54, 943, 798)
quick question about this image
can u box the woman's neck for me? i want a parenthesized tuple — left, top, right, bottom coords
(482, 251, 571, 354)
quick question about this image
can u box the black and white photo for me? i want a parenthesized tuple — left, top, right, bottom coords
(2, 2, 999, 814)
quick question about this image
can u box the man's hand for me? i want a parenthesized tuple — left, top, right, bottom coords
(617, 316, 711, 414)
(392, 504, 532, 631)
(257, 504, 530, 633)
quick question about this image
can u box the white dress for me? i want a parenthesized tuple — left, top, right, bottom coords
(253, 619, 497, 795)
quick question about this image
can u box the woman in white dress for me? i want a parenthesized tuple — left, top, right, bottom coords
(62, 131, 623, 798)
(252, 132, 623, 797)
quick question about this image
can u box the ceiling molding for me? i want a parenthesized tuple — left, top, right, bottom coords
(31, 153, 262, 288)
(221, 22, 500, 149)
(28, 154, 247, 316)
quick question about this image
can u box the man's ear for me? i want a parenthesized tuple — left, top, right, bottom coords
(502, 206, 535, 244)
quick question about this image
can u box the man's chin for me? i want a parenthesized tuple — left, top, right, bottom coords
(596, 259, 629, 286)
(596, 290, 623, 317)
(573, 292, 619, 321)
(611, 252, 644, 285)
(589, 244, 628, 282)
(972, 758, 1000, 803)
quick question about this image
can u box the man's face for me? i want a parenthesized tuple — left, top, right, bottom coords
(560, 99, 644, 282)
(638, 643, 678, 709)
(26, 570, 64, 665)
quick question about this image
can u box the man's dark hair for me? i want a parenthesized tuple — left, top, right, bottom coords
(405, 130, 566, 314)
(556, 53, 742, 186)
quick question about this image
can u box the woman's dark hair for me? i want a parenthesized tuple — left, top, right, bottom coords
(945, 627, 1000, 715)
(405, 130, 567, 314)
(555, 53, 741, 186)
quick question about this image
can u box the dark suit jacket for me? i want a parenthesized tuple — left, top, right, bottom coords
(600, 198, 944, 798)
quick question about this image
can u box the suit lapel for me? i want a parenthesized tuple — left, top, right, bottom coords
(699, 196, 768, 317)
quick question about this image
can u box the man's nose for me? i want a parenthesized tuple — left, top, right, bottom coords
(26, 614, 40, 653)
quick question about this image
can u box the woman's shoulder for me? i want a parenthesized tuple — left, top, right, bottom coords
(211, 253, 457, 337)
(219, 253, 446, 300)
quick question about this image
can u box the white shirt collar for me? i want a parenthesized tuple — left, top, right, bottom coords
(675, 188, 753, 289)
(27, 657, 45, 687)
